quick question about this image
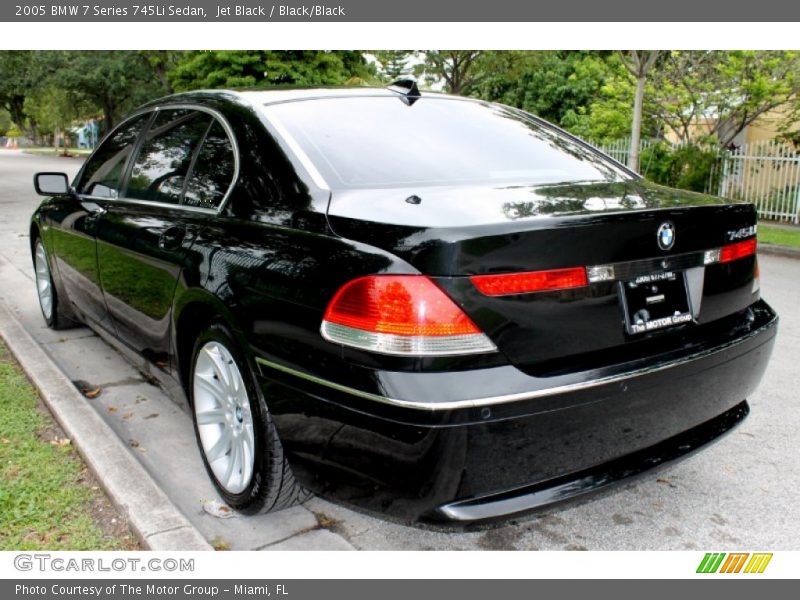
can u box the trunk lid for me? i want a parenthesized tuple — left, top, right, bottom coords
(326, 180, 760, 373)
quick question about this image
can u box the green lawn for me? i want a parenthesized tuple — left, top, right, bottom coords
(0, 341, 138, 550)
(759, 224, 800, 249)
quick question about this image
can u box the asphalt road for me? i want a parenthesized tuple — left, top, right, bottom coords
(1, 148, 798, 550)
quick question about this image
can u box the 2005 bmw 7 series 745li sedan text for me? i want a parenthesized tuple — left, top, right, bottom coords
(29, 82, 777, 523)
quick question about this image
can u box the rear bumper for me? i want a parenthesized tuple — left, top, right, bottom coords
(435, 400, 749, 522)
(258, 300, 778, 523)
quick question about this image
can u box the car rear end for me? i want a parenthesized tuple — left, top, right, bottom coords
(256, 92, 778, 523)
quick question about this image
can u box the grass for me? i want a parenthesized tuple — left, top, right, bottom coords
(22, 147, 91, 157)
(759, 224, 800, 249)
(0, 340, 139, 550)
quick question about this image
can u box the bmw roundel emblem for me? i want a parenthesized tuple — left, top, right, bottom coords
(657, 222, 675, 251)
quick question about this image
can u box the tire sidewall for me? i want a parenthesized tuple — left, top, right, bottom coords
(188, 322, 272, 512)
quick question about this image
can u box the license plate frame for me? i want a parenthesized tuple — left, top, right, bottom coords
(619, 270, 693, 335)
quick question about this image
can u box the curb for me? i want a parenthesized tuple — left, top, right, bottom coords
(759, 244, 800, 260)
(0, 302, 213, 551)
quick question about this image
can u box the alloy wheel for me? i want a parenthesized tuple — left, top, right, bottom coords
(193, 341, 255, 494)
(34, 241, 53, 321)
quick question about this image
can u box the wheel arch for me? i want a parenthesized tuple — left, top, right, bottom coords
(172, 288, 250, 402)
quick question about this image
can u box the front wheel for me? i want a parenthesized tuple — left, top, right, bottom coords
(33, 238, 74, 329)
(189, 323, 310, 513)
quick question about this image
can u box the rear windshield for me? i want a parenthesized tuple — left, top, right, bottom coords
(264, 96, 630, 190)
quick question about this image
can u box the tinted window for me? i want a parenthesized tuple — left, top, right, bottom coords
(125, 110, 213, 204)
(77, 114, 149, 198)
(266, 97, 630, 190)
(183, 122, 235, 210)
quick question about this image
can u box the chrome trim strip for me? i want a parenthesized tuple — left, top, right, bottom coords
(78, 195, 217, 215)
(256, 316, 776, 411)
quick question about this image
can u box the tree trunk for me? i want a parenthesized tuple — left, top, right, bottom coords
(628, 74, 646, 172)
(7, 96, 28, 138)
(102, 97, 116, 134)
(60, 127, 69, 156)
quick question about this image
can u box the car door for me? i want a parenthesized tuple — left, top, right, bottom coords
(94, 108, 236, 362)
(52, 113, 151, 333)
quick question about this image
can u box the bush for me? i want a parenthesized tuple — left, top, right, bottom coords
(640, 142, 720, 193)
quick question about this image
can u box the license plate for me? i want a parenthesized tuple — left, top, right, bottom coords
(620, 271, 693, 335)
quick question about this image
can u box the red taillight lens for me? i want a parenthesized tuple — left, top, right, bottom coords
(720, 238, 757, 263)
(321, 275, 496, 355)
(470, 267, 588, 296)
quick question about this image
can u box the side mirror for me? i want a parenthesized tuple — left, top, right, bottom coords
(34, 172, 71, 197)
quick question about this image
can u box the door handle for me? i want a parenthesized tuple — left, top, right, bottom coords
(82, 202, 105, 232)
(158, 226, 186, 251)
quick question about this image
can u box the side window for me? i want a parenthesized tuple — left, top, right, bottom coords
(125, 110, 212, 205)
(183, 121, 236, 210)
(77, 114, 149, 198)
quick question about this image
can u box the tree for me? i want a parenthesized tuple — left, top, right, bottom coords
(372, 51, 412, 81)
(474, 51, 627, 136)
(0, 51, 38, 136)
(24, 87, 89, 155)
(48, 51, 165, 132)
(169, 51, 375, 91)
(138, 51, 179, 94)
(413, 51, 488, 95)
(647, 51, 800, 147)
(618, 51, 662, 171)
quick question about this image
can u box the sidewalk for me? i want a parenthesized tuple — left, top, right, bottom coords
(0, 253, 353, 550)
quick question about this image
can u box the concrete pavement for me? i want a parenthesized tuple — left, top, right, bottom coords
(1, 148, 798, 550)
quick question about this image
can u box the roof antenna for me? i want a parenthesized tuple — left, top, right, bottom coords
(387, 79, 422, 106)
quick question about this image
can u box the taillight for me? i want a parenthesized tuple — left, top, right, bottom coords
(720, 238, 757, 263)
(321, 275, 497, 356)
(470, 267, 588, 296)
(704, 238, 757, 265)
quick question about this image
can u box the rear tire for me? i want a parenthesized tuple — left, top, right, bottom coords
(33, 238, 75, 330)
(189, 322, 311, 513)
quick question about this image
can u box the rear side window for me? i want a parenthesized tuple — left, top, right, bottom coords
(77, 114, 149, 198)
(266, 97, 630, 190)
(183, 121, 236, 210)
(126, 109, 213, 205)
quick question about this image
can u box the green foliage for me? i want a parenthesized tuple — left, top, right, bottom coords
(640, 142, 721, 193)
(473, 51, 639, 142)
(24, 87, 90, 151)
(0, 51, 39, 133)
(169, 51, 375, 91)
(412, 51, 491, 94)
(0, 109, 11, 135)
(372, 50, 412, 81)
(0, 51, 182, 136)
(50, 50, 166, 131)
(647, 51, 800, 147)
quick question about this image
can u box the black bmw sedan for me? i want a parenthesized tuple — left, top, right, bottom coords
(30, 83, 777, 523)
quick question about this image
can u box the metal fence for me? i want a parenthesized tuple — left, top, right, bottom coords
(594, 138, 658, 165)
(591, 137, 800, 224)
(718, 140, 800, 224)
